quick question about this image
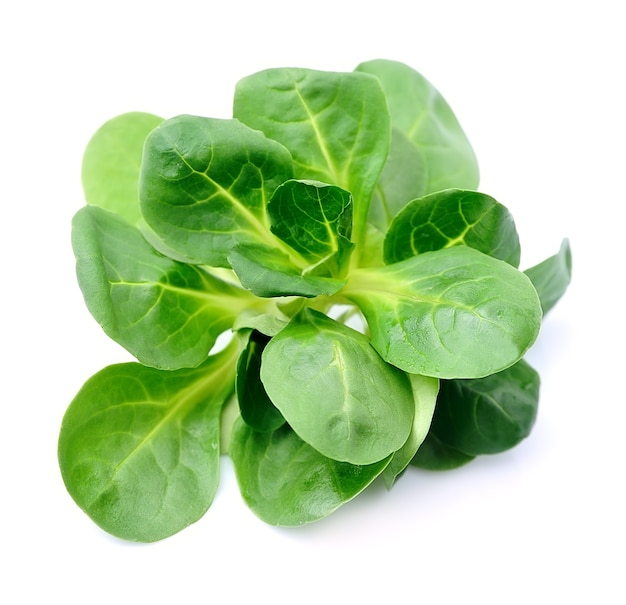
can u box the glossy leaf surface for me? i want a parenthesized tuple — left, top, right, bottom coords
(344, 246, 542, 378)
(72, 205, 258, 369)
(229, 243, 346, 298)
(268, 179, 354, 278)
(260, 309, 415, 465)
(432, 359, 540, 455)
(236, 330, 285, 432)
(234, 67, 390, 246)
(82, 112, 164, 225)
(356, 59, 479, 196)
(58, 344, 238, 542)
(384, 189, 521, 267)
(139, 115, 294, 267)
(525, 238, 572, 314)
(230, 419, 390, 526)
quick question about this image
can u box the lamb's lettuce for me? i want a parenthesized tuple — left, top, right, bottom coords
(82, 111, 164, 226)
(355, 59, 479, 232)
(344, 246, 541, 379)
(233, 66, 390, 255)
(259, 308, 415, 465)
(59, 59, 572, 542)
(383, 188, 521, 267)
(229, 419, 391, 526)
(58, 341, 238, 542)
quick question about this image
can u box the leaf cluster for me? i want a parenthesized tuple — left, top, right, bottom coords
(58, 60, 572, 541)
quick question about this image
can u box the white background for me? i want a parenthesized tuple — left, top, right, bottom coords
(2, 1, 624, 603)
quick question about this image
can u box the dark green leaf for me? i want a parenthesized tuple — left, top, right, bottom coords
(524, 238, 572, 314)
(234, 67, 390, 248)
(58, 343, 238, 542)
(356, 59, 479, 197)
(410, 432, 476, 470)
(431, 359, 540, 455)
(236, 330, 285, 432)
(344, 246, 542, 378)
(260, 309, 415, 465)
(384, 189, 521, 267)
(82, 112, 164, 225)
(72, 205, 260, 369)
(268, 179, 354, 278)
(139, 115, 294, 267)
(230, 419, 390, 526)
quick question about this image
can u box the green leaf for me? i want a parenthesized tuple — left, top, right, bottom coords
(410, 432, 476, 470)
(368, 128, 428, 232)
(236, 330, 285, 432)
(260, 309, 415, 465)
(228, 243, 346, 298)
(343, 246, 542, 378)
(62, 60, 574, 539)
(230, 419, 390, 526)
(384, 189, 521, 267)
(232, 309, 289, 338)
(58, 342, 238, 542)
(72, 205, 261, 369)
(268, 179, 354, 278)
(431, 359, 540, 455)
(382, 374, 439, 487)
(233, 67, 390, 248)
(524, 238, 572, 314)
(356, 59, 479, 196)
(82, 112, 164, 225)
(139, 115, 294, 267)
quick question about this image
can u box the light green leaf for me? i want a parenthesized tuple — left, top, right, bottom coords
(82, 112, 164, 225)
(356, 59, 479, 197)
(232, 309, 289, 338)
(58, 342, 238, 542)
(368, 127, 428, 232)
(234, 67, 390, 248)
(384, 189, 521, 267)
(260, 309, 415, 465)
(230, 419, 390, 526)
(383, 374, 439, 487)
(343, 246, 542, 378)
(72, 205, 262, 369)
(139, 115, 294, 267)
(524, 238, 572, 314)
